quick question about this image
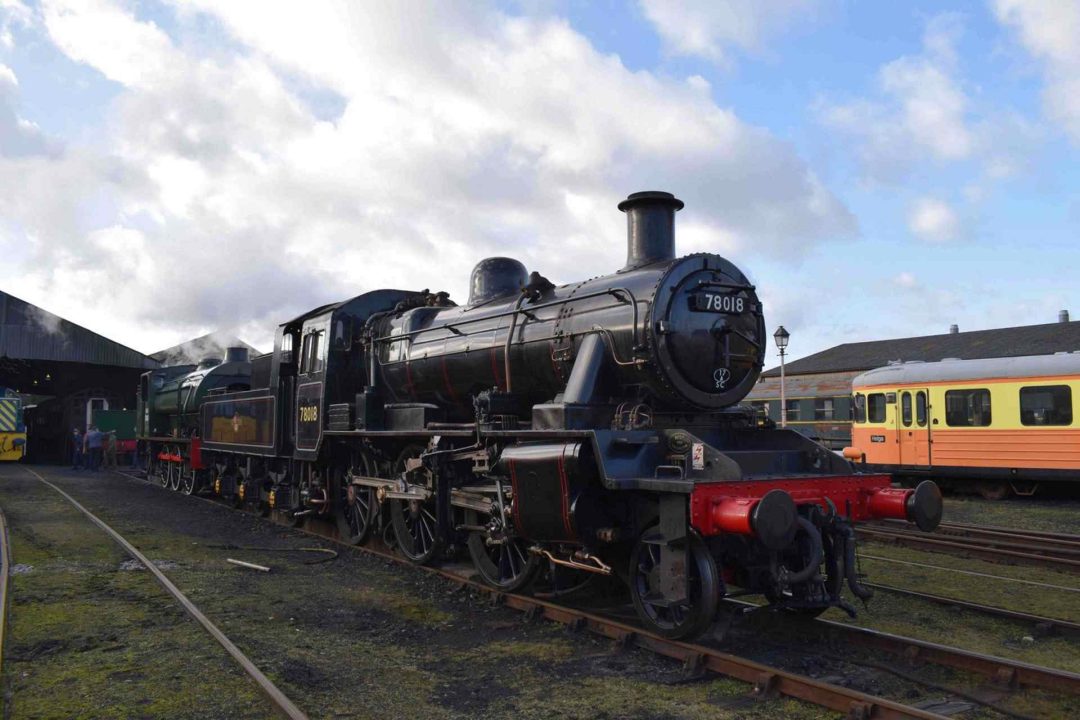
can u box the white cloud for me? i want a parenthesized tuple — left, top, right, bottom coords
(893, 271, 918, 288)
(0, 0, 855, 352)
(993, 0, 1080, 144)
(639, 0, 817, 63)
(817, 13, 973, 181)
(907, 197, 959, 242)
(0, 63, 57, 157)
(0, 0, 32, 50)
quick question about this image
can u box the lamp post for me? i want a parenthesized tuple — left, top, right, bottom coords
(773, 326, 790, 428)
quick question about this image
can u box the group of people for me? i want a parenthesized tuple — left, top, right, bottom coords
(70, 426, 118, 472)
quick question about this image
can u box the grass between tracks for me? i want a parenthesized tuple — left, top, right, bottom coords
(0, 479, 273, 719)
(941, 495, 1080, 535)
(1, 468, 834, 720)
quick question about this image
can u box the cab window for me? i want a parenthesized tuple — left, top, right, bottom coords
(867, 393, 886, 423)
(300, 333, 314, 372)
(310, 330, 325, 373)
(853, 393, 866, 423)
(945, 389, 992, 427)
(1020, 385, 1072, 426)
(300, 331, 326, 374)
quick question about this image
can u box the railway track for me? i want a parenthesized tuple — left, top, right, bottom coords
(864, 582, 1080, 639)
(857, 520, 1080, 574)
(107, 466, 1080, 719)
(5, 466, 309, 720)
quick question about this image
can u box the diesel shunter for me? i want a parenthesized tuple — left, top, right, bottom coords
(138, 191, 941, 638)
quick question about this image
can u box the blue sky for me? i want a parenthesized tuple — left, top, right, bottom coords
(0, 0, 1076, 362)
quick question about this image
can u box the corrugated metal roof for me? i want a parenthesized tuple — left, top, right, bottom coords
(0, 290, 158, 369)
(763, 321, 1080, 378)
(853, 353, 1080, 387)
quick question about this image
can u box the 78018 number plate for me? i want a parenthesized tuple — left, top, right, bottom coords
(691, 292, 746, 314)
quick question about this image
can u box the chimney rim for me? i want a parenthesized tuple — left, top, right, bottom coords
(618, 190, 684, 212)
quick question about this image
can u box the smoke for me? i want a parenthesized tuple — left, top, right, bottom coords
(26, 303, 67, 339)
(151, 330, 259, 367)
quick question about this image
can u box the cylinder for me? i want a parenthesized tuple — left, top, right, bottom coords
(618, 191, 684, 270)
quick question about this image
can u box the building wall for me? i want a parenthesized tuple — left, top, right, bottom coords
(746, 370, 863, 448)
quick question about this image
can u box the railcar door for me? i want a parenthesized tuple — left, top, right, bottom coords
(898, 389, 931, 468)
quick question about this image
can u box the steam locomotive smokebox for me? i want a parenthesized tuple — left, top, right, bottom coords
(494, 441, 599, 542)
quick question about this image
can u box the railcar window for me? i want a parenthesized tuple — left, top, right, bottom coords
(901, 392, 912, 427)
(854, 393, 866, 423)
(785, 399, 800, 422)
(916, 391, 927, 427)
(1020, 385, 1073, 426)
(867, 393, 886, 423)
(945, 389, 992, 427)
(814, 398, 834, 420)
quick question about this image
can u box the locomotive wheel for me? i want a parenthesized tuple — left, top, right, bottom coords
(335, 454, 376, 546)
(629, 532, 718, 640)
(180, 461, 195, 495)
(169, 447, 183, 491)
(150, 450, 166, 487)
(390, 445, 442, 564)
(465, 508, 540, 592)
(164, 447, 177, 489)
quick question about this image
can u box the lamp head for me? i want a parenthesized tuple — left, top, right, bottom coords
(773, 325, 790, 351)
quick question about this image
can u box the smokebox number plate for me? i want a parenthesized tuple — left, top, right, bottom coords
(691, 292, 745, 314)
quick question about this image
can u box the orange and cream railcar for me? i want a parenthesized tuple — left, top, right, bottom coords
(850, 354, 1080, 498)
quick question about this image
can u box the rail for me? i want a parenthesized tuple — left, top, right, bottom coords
(19, 467, 310, 720)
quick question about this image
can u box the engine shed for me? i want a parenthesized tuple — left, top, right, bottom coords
(0, 290, 159, 463)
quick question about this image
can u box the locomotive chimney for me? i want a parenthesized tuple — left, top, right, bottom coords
(226, 346, 249, 363)
(618, 191, 684, 270)
(949, 324, 958, 334)
(1060, 309, 1070, 323)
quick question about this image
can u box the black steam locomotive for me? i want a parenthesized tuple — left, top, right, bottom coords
(138, 191, 940, 638)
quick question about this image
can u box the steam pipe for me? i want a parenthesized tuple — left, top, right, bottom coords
(838, 524, 874, 601)
(503, 294, 528, 393)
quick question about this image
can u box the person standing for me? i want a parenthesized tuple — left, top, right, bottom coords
(71, 428, 84, 470)
(85, 425, 104, 472)
(104, 431, 117, 469)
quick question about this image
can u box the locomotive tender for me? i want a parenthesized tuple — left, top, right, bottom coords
(138, 191, 941, 638)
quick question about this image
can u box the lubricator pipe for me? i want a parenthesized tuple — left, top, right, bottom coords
(779, 517, 823, 586)
(866, 481, 943, 532)
(709, 489, 798, 550)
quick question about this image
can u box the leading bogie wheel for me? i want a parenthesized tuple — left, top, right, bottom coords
(335, 453, 376, 546)
(389, 445, 442, 564)
(628, 531, 719, 640)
